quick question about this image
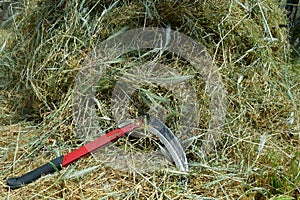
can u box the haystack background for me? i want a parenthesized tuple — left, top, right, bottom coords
(0, 0, 299, 199)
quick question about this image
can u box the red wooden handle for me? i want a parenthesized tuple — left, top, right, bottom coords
(62, 118, 142, 167)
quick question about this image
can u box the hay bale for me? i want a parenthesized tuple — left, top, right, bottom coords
(1, 0, 299, 199)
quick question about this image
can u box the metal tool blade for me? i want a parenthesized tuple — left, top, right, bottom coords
(140, 115, 188, 173)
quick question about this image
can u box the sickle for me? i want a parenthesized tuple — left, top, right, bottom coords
(6, 115, 188, 189)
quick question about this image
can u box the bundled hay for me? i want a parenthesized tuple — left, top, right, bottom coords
(1, 0, 299, 199)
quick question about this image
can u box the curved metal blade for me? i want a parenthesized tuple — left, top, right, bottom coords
(140, 115, 188, 173)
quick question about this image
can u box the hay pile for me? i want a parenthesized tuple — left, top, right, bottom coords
(1, 0, 299, 199)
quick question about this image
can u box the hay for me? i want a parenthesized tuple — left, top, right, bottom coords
(1, 0, 299, 199)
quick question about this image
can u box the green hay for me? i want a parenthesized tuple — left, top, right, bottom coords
(0, 0, 299, 199)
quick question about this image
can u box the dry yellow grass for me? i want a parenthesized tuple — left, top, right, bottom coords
(0, 0, 299, 199)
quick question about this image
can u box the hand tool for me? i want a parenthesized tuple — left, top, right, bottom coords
(7, 115, 188, 189)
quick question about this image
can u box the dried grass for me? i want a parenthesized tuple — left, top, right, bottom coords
(0, 0, 299, 199)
